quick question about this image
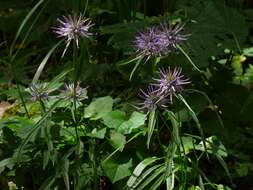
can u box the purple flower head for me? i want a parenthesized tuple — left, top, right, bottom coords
(139, 85, 167, 111)
(154, 67, 190, 103)
(161, 23, 190, 49)
(29, 83, 49, 102)
(53, 14, 94, 56)
(63, 82, 88, 101)
(133, 26, 170, 61)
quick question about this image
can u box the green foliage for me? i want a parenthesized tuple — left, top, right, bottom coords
(102, 159, 132, 183)
(84, 96, 113, 120)
(102, 110, 146, 134)
(0, 0, 253, 189)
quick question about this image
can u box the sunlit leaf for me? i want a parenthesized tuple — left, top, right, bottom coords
(84, 96, 113, 120)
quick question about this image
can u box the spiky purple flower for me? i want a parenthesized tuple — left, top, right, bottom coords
(63, 82, 88, 101)
(161, 23, 190, 49)
(138, 67, 190, 111)
(154, 67, 190, 103)
(139, 85, 167, 111)
(133, 26, 170, 61)
(29, 83, 49, 102)
(139, 85, 158, 111)
(53, 14, 94, 55)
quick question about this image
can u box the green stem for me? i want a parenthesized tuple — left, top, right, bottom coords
(102, 131, 143, 163)
(129, 57, 142, 80)
(72, 44, 79, 142)
(39, 99, 46, 114)
(90, 139, 98, 190)
(10, 62, 29, 118)
(83, 0, 89, 15)
(176, 44, 202, 73)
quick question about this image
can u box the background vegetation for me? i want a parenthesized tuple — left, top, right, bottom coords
(0, 0, 253, 189)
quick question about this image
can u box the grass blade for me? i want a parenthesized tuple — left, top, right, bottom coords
(127, 157, 161, 188)
(130, 164, 163, 189)
(32, 41, 62, 84)
(136, 165, 165, 190)
(176, 94, 208, 158)
(147, 110, 156, 148)
(10, 0, 45, 56)
(129, 58, 142, 80)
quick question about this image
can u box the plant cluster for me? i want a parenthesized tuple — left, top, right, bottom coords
(0, 0, 253, 190)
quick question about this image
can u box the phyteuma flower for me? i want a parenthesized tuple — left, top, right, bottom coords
(133, 26, 169, 61)
(161, 23, 190, 49)
(29, 83, 49, 102)
(139, 85, 166, 112)
(62, 82, 88, 101)
(53, 14, 94, 56)
(154, 67, 190, 103)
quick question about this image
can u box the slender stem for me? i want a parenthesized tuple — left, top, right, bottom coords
(83, 0, 89, 15)
(9, 62, 30, 118)
(129, 57, 142, 80)
(102, 131, 143, 163)
(72, 44, 79, 142)
(176, 44, 202, 73)
(90, 139, 98, 190)
(231, 32, 241, 53)
(39, 99, 46, 114)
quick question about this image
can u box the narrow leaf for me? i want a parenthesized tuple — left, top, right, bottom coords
(147, 111, 156, 148)
(10, 0, 45, 55)
(32, 41, 62, 84)
(127, 157, 161, 187)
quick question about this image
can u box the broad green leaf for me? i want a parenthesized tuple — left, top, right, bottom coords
(84, 96, 113, 120)
(102, 110, 126, 129)
(60, 127, 76, 143)
(196, 136, 227, 157)
(102, 110, 146, 134)
(243, 47, 253, 57)
(189, 186, 201, 190)
(88, 128, 107, 139)
(8, 181, 18, 190)
(0, 158, 14, 173)
(102, 159, 132, 183)
(217, 184, 232, 190)
(2, 116, 35, 139)
(180, 136, 196, 154)
(118, 111, 146, 134)
(109, 131, 126, 151)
